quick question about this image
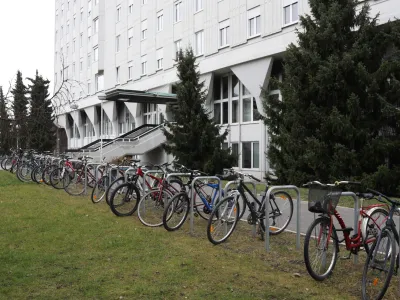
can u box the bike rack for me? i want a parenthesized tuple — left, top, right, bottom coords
(265, 186, 301, 252)
(190, 176, 222, 235)
(340, 192, 359, 264)
(224, 180, 258, 236)
(123, 167, 137, 182)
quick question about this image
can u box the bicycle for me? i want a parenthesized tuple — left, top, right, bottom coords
(162, 166, 226, 231)
(206, 171, 294, 245)
(303, 181, 389, 281)
(361, 188, 400, 300)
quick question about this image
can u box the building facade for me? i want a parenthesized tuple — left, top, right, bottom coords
(54, 0, 400, 176)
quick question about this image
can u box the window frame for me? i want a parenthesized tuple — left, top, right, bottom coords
(241, 141, 260, 169)
(195, 30, 204, 56)
(283, 1, 299, 26)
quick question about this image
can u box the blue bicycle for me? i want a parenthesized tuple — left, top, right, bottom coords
(162, 167, 228, 231)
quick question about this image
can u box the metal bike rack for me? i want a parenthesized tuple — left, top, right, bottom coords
(265, 186, 301, 252)
(340, 192, 359, 264)
(123, 167, 137, 182)
(224, 180, 258, 236)
(190, 176, 222, 235)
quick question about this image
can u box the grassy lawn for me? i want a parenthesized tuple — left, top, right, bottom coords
(0, 171, 398, 299)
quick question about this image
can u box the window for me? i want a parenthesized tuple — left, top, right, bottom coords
(219, 20, 229, 48)
(231, 74, 239, 123)
(116, 66, 120, 83)
(141, 55, 147, 75)
(195, 30, 204, 56)
(242, 83, 261, 122)
(73, 15, 76, 28)
(94, 0, 99, 6)
(87, 26, 92, 42)
(213, 76, 228, 125)
(66, 20, 70, 34)
(80, 8, 83, 22)
(195, 0, 203, 12)
(129, 0, 133, 14)
(284, 1, 299, 25)
(88, 0, 92, 17)
(73, 39, 76, 52)
(175, 40, 182, 60)
(80, 32, 83, 47)
(248, 6, 261, 37)
(80, 59, 83, 71)
(128, 61, 133, 80)
(231, 143, 238, 167)
(87, 53, 91, 68)
(93, 47, 98, 61)
(116, 5, 121, 22)
(93, 18, 99, 34)
(156, 48, 163, 70)
(157, 11, 163, 31)
(242, 142, 259, 169)
(128, 28, 133, 46)
(174, 2, 181, 23)
(87, 80, 91, 94)
(116, 35, 120, 52)
(142, 0, 147, 4)
(141, 19, 147, 40)
(72, 63, 76, 76)
(95, 73, 104, 91)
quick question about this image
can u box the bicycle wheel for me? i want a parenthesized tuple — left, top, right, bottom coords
(64, 170, 86, 196)
(106, 177, 125, 206)
(137, 189, 171, 227)
(32, 166, 43, 184)
(363, 208, 389, 254)
(362, 227, 396, 300)
(42, 165, 58, 185)
(109, 182, 140, 216)
(163, 192, 190, 231)
(17, 163, 33, 183)
(304, 217, 339, 281)
(49, 167, 67, 189)
(207, 196, 240, 245)
(91, 175, 109, 203)
(264, 191, 293, 235)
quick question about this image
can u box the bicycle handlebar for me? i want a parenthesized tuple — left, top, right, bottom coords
(366, 188, 400, 206)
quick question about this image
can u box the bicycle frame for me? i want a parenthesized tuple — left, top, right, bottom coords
(193, 181, 223, 211)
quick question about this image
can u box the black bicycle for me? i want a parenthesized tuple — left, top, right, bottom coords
(207, 171, 293, 245)
(361, 188, 400, 300)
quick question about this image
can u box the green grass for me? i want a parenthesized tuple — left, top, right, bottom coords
(0, 171, 398, 299)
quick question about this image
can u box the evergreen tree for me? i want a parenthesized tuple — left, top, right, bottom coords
(0, 86, 11, 154)
(26, 70, 55, 152)
(163, 48, 236, 174)
(263, 0, 400, 194)
(11, 70, 29, 149)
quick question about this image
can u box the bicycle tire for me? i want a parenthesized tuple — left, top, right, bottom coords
(363, 208, 389, 254)
(17, 163, 33, 183)
(207, 196, 240, 245)
(304, 217, 339, 281)
(163, 192, 190, 231)
(49, 167, 67, 189)
(260, 191, 293, 235)
(64, 169, 86, 196)
(106, 177, 125, 206)
(91, 175, 109, 203)
(137, 189, 172, 227)
(42, 165, 58, 185)
(31, 165, 43, 184)
(109, 182, 140, 216)
(361, 227, 396, 300)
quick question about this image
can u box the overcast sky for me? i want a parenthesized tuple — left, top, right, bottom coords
(0, 1, 54, 95)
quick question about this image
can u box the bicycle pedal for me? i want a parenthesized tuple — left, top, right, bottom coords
(194, 213, 199, 217)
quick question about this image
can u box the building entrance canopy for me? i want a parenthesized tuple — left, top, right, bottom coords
(103, 88, 177, 104)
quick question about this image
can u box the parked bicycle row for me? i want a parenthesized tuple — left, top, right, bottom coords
(1, 149, 399, 299)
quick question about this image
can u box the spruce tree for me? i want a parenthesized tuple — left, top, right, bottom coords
(263, 0, 400, 194)
(27, 71, 55, 152)
(0, 86, 11, 154)
(11, 70, 29, 149)
(163, 48, 235, 174)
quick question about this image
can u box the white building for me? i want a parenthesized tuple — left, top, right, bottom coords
(54, 0, 400, 177)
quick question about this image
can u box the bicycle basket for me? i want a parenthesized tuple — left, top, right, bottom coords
(307, 185, 342, 214)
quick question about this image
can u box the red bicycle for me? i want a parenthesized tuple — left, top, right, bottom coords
(303, 181, 389, 281)
(108, 162, 183, 220)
